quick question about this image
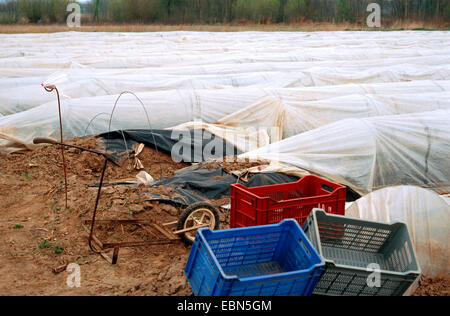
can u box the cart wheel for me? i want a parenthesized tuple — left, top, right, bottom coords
(177, 202, 220, 245)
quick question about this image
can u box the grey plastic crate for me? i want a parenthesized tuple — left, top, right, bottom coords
(302, 209, 421, 296)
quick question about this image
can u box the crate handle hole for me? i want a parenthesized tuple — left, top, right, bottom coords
(404, 241, 413, 264)
(321, 184, 333, 192)
(299, 239, 311, 257)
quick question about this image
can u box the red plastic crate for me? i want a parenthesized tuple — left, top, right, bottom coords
(230, 175, 346, 228)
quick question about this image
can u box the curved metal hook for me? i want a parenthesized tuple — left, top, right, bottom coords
(108, 91, 163, 180)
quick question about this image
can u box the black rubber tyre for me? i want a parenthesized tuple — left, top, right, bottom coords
(177, 202, 220, 245)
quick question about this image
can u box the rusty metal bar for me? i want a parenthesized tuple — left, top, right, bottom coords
(43, 85, 68, 210)
(88, 158, 108, 254)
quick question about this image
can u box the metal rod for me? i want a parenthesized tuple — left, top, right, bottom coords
(88, 158, 108, 254)
(44, 86, 68, 210)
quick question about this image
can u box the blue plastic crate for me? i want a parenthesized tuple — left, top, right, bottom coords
(184, 219, 325, 296)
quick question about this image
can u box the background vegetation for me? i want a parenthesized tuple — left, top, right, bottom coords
(0, 0, 449, 27)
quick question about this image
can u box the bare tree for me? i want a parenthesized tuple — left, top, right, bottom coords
(93, 0, 100, 21)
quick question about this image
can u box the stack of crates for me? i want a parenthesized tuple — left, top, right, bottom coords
(184, 175, 421, 296)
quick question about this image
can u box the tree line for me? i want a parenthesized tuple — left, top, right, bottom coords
(1, 0, 449, 25)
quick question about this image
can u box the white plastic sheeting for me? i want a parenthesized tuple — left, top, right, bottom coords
(250, 91, 450, 138)
(2, 88, 450, 153)
(2, 31, 450, 69)
(0, 31, 449, 159)
(0, 89, 261, 152)
(0, 31, 449, 114)
(346, 186, 450, 278)
(242, 110, 450, 195)
(2, 79, 450, 116)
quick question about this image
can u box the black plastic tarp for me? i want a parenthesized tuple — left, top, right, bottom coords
(143, 162, 301, 206)
(91, 162, 359, 206)
(91, 129, 360, 205)
(97, 129, 241, 165)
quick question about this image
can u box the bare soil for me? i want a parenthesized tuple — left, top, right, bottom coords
(413, 277, 450, 296)
(0, 138, 197, 296)
(0, 137, 446, 296)
(216, 156, 269, 174)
